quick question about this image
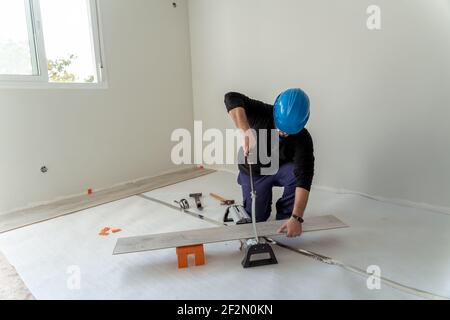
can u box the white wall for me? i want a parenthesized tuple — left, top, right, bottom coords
(0, 0, 194, 213)
(189, 0, 450, 208)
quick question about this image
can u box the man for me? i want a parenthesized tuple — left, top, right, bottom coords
(224, 88, 314, 238)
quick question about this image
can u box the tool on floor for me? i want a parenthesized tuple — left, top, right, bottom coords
(139, 194, 220, 225)
(241, 156, 278, 268)
(174, 199, 190, 210)
(210, 193, 235, 206)
(224, 205, 252, 225)
(189, 193, 203, 210)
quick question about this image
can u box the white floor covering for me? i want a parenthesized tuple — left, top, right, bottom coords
(0, 171, 449, 300)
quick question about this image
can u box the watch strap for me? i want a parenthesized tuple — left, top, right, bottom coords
(291, 214, 304, 224)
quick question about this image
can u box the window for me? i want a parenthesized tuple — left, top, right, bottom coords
(0, 0, 105, 87)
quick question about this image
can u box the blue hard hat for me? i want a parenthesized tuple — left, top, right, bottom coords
(273, 88, 310, 135)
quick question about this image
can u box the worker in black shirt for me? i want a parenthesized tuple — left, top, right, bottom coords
(224, 89, 314, 237)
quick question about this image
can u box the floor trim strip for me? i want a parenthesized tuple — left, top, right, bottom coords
(0, 167, 215, 234)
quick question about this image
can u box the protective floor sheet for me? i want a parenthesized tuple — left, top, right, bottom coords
(0, 171, 449, 299)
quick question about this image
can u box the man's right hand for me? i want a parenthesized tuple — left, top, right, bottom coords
(242, 129, 257, 158)
(229, 107, 257, 158)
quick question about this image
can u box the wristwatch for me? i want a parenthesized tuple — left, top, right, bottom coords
(291, 214, 304, 224)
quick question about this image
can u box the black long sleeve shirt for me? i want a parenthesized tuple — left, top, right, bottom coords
(224, 92, 315, 191)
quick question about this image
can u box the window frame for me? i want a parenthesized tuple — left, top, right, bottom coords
(0, 0, 107, 89)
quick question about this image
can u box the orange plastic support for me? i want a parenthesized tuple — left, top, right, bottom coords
(176, 244, 205, 269)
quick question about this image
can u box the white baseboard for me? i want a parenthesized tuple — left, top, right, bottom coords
(204, 165, 450, 216)
(313, 185, 450, 216)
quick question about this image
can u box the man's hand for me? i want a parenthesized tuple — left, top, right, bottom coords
(229, 108, 257, 157)
(242, 129, 257, 158)
(277, 188, 310, 237)
(277, 218, 303, 238)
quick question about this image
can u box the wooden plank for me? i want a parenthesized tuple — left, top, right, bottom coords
(113, 215, 348, 255)
(0, 167, 215, 234)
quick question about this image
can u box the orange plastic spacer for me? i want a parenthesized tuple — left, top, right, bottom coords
(176, 244, 205, 269)
(98, 227, 110, 236)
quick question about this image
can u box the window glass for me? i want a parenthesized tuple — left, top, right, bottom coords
(0, 0, 37, 76)
(39, 0, 98, 83)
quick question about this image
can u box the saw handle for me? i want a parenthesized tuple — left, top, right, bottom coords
(210, 193, 226, 202)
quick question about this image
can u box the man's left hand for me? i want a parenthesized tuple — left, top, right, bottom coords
(277, 218, 303, 238)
